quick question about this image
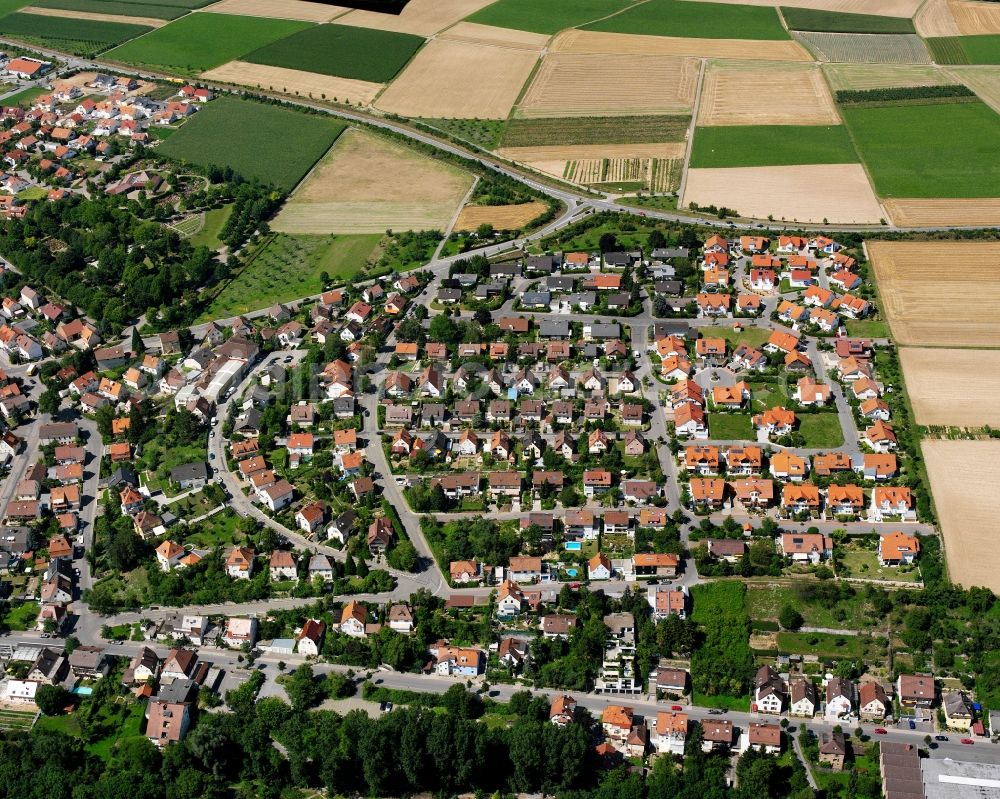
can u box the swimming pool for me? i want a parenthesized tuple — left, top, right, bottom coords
(565, 568, 578, 578)
(565, 541, 582, 551)
(72, 686, 93, 696)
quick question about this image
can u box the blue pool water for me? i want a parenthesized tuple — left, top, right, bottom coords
(565, 568, 578, 577)
(565, 541, 582, 551)
(72, 686, 93, 696)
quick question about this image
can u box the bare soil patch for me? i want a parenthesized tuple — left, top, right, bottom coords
(884, 197, 1000, 226)
(375, 38, 538, 120)
(868, 240, 1000, 346)
(439, 21, 549, 50)
(923, 439, 1000, 591)
(823, 63, 948, 90)
(273, 127, 473, 234)
(551, 29, 812, 60)
(948, 65, 1000, 113)
(691, 0, 923, 15)
(683, 163, 883, 223)
(901, 348, 1000, 425)
(203, 0, 349, 22)
(454, 200, 548, 231)
(201, 61, 383, 106)
(915, 0, 961, 37)
(336, 0, 495, 35)
(21, 5, 165, 26)
(518, 53, 698, 118)
(698, 60, 839, 126)
(951, 0, 1000, 34)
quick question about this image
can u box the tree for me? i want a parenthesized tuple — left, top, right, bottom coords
(598, 232, 619, 253)
(131, 326, 145, 355)
(284, 664, 325, 711)
(779, 604, 804, 631)
(35, 684, 70, 715)
(387, 540, 418, 572)
(648, 229, 666, 250)
(38, 388, 61, 417)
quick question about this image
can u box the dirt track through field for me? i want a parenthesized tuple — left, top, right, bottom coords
(687, 0, 923, 15)
(923, 439, 1000, 592)
(204, 0, 349, 21)
(901, 349, 1000, 426)
(698, 60, 839, 125)
(454, 201, 548, 231)
(951, 0, 1000, 34)
(375, 38, 538, 119)
(201, 61, 383, 105)
(683, 164, 883, 223)
(823, 63, 949, 90)
(551, 29, 812, 61)
(273, 127, 473, 234)
(947, 66, 1000, 113)
(517, 53, 699, 118)
(21, 5, 165, 26)
(439, 22, 549, 50)
(883, 197, 1000, 226)
(337, 0, 495, 35)
(868, 240, 1000, 346)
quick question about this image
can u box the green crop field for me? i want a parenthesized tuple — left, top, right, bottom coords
(584, 0, 789, 40)
(780, 7, 914, 34)
(244, 23, 423, 83)
(0, 11, 150, 55)
(105, 12, 311, 73)
(926, 36, 968, 65)
(0, 0, 29, 15)
(841, 100, 1000, 197)
(466, 0, 636, 35)
(928, 35, 1000, 66)
(690, 125, 858, 168)
(501, 114, 688, 147)
(158, 96, 345, 191)
(32, 0, 191, 19)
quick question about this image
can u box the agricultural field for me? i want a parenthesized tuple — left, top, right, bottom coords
(516, 53, 699, 118)
(20, 5, 168, 25)
(337, 0, 494, 35)
(199, 233, 380, 320)
(900, 348, 1000, 426)
(439, 21, 549, 49)
(465, 0, 635, 35)
(688, 0, 923, 14)
(683, 163, 883, 222)
(689, 125, 857, 167)
(551, 28, 812, 60)
(418, 118, 506, 149)
(583, 0, 789, 40)
(201, 0, 344, 21)
(243, 23, 423, 83)
(0, 10, 151, 55)
(927, 34, 1000, 64)
(374, 38, 538, 119)
(272, 127, 474, 235)
(158, 96, 346, 191)
(104, 12, 310, 72)
(564, 157, 648, 186)
(915, 0, 960, 37)
(698, 60, 839, 125)
(780, 7, 916, 33)
(867, 241, 1000, 346)
(793, 31, 933, 63)
(29, 0, 191, 19)
(502, 114, 688, 147)
(822, 62, 949, 90)
(947, 65, 1000, 112)
(923, 439, 1000, 592)
(840, 100, 1000, 196)
(201, 61, 382, 105)
(508, 143, 685, 183)
(951, 0, 1000, 35)
(883, 197, 1000, 226)
(454, 200, 547, 231)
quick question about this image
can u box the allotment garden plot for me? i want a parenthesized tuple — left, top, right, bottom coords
(867, 241, 1000, 346)
(272, 127, 474, 235)
(900, 349, 1000, 427)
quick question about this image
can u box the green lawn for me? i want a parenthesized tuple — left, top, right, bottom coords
(927, 34, 1000, 65)
(840, 101, 1000, 197)
(466, 0, 636, 35)
(797, 413, 843, 448)
(690, 125, 858, 168)
(1, 601, 38, 631)
(184, 509, 241, 548)
(845, 318, 889, 338)
(0, 11, 150, 56)
(198, 232, 379, 320)
(245, 23, 422, 83)
(780, 7, 914, 33)
(584, 0, 789, 39)
(746, 583, 870, 630)
(748, 380, 790, 410)
(189, 204, 232, 251)
(16, 187, 48, 201)
(158, 96, 346, 191)
(1, 85, 45, 107)
(839, 545, 921, 583)
(776, 630, 871, 659)
(708, 413, 753, 440)
(105, 12, 312, 73)
(86, 702, 146, 760)
(706, 326, 772, 349)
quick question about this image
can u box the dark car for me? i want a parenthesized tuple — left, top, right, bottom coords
(935, 735, 949, 741)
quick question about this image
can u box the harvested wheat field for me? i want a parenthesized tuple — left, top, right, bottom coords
(901, 349, 1000, 426)
(550, 29, 811, 61)
(794, 31, 933, 63)
(868, 241, 1000, 346)
(375, 39, 537, 119)
(273, 127, 473, 234)
(923, 439, 1000, 591)
(337, 0, 494, 35)
(698, 60, 839, 126)
(948, 66, 1000, 112)
(439, 22, 549, 50)
(20, 5, 166, 26)
(951, 0, 1000, 34)
(517, 53, 699, 118)
(691, 0, 923, 14)
(202, 61, 382, 106)
(683, 163, 883, 222)
(204, 0, 349, 22)
(499, 142, 686, 163)
(454, 201, 547, 231)
(823, 63, 949, 90)
(915, 0, 961, 37)
(884, 197, 1000, 226)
